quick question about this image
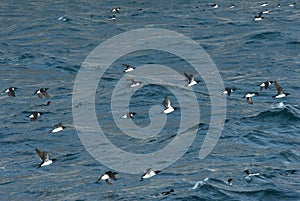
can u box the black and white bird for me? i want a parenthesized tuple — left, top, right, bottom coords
(49, 123, 66, 134)
(209, 4, 219, 8)
(254, 11, 264, 21)
(111, 7, 121, 13)
(162, 96, 176, 114)
(128, 78, 142, 87)
(225, 178, 233, 186)
(222, 88, 235, 96)
(3, 87, 17, 97)
(121, 112, 137, 119)
(260, 2, 268, 7)
(123, 64, 135, 73)
(258, 81, 273, 90)
(96, 171, 118, 184)
(242, 92, 259, 104)
(272, 81, 290, 98)
(140, 168, 161, 181)
(35, 148, 56, 168)
(244, 169, 260, 182)
(161, 189, 174, 195)
(29, 112, 42, 121)
(34, 88, 51, 98)
(184, 73, 199, 86)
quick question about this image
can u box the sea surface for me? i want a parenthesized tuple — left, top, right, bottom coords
(1, 0, 299, 200)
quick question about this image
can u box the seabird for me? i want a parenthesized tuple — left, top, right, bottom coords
(210, 4, 219, 8)
(140, 168, 161, 181)
(34, 88, 51, 98)
(225, 178, 233, 186)
(184, 73, 199, 86)
(162, 96, 176, 114)
(35, 148, 56, 168)
(128, 78, 142, 87)
(161, 189, 174, 195)
(254, 11, 264, 21)
(49, 123, 66, 134)
(262, 9, 269, 14)
(111, 7, 121, 13)
(222, 87, 235, 96)
(260, 2, 268, 7)
(58, 16, 71, 22)
(29, 112, 42, 121)
(3, 87, 17, 97)
(121, 112, 137, 119)
(229, 4, 236, 8)
(244, 169, 260, 182)
(272, 81, 290, 98)
(242, 92, 259, 104)
(40, 101, 51, 106)
(289, 3, 296, 7)
(257, 81, 273, 90)
(123, 64, 135, 73)
(96, 171, 118, 184)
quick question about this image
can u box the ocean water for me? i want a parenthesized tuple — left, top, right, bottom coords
(1, 0, 299, 200)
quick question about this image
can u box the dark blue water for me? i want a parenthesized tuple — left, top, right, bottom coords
(1, 0, 299, 200)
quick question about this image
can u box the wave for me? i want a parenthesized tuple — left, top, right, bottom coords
(249, 106, 300, 124)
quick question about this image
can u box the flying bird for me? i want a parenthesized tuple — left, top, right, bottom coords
(3, 87, 18, 97)
(222, 88, 235, 96)
(272, 81, 290, 98)
(257, 81, 273, 90)
(184, 73, 199, 86)
(162, 96, 176, 114)
(140, 168, 161, 181)
(96, 171, 118, 184)
(35, 148, 56, 168)
(34, 88, 51, 98)
(242, 92, 259, 104)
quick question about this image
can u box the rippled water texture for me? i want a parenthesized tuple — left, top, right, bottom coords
(0, 0, 299, 200)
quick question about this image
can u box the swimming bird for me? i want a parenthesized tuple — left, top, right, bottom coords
(162, 96, 176, 114)
(260, 2, 268, 7)
(272, 81, 290, 98)
(242, 92, 259, 104)
(40, 101, 51, 106)
(257, 81, 273, 90)
(222, 87, 235, 96)
(35, 148, 56, 168)
(289, 3, 296, 7)
(128, 78, 142, 87)
(184, 73, 199, 86)
(209, 4, 219, 8)
(161, 189, 174, 195)
(58, 16, 71, 22)
(111, 7, 121, 13)
(34, 88, 51, 98)
(3, 87, 17, 97)
(229, 4, 236, 8)
(225, 178, 233, 186)
(123, 64, 135, 73)
(29, 112, 42, 121)
(140, 168, 161, 181)
(121, 112, 137, 119)
(49, 123, 66, 134)
(254, 11, 264, 21)
(244, 169, 260, 182)
(262, 9, 269, 14)
(96, 171, 118, 184)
